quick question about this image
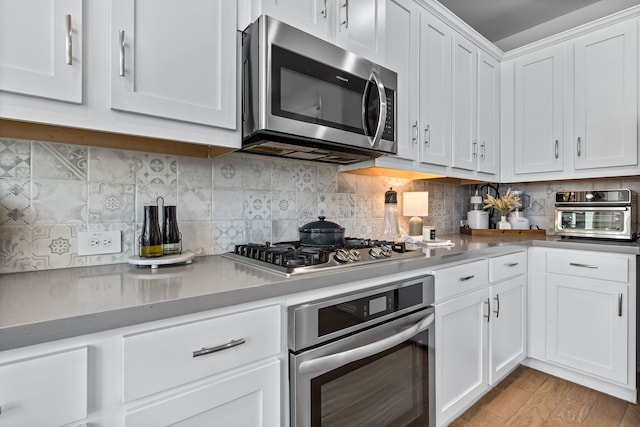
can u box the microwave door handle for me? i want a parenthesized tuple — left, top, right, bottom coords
(298, 313, 434, 376)
(361, 71, 387, 147)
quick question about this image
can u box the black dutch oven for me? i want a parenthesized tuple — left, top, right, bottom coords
(298, 216, 345, 247)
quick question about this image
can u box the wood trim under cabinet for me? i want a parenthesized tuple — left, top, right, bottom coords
(0, 119, 235, 158)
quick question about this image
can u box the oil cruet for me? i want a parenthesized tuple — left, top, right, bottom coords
(139, 199, 163, 257)
(162, 205, 182, 255)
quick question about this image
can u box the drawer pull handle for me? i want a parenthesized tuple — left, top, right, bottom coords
(569, 262, 598, 269)
(618, 293, 623, 317)
(459, 275, 475, 281)
(494, 294, 500, 318)
(193, 338, 246, 358)
(506, 262, 519, 267)
(485, 298, 490, 322)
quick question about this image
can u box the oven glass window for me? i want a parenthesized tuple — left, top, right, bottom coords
(310, 331, 429, 427)
(560, 211, 624, 231)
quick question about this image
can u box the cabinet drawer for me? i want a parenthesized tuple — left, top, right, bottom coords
(124, 360, 280, 427)
(546, 251, 629, 283)
(0, 347, 87, 427)
(489, 251, 527, 283)
(123, 305, 281, 402)
(432, 259, 488, 302)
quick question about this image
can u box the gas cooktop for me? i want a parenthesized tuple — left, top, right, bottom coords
(222, 239, 426, 277)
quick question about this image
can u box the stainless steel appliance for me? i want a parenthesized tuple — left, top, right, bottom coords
(241, 15, 397, 164)
(289, 275, 435, 426)
(554, 189, 637, 240)
(223, 239, 425, 277)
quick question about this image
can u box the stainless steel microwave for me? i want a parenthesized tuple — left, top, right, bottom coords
(554, 189, 637, 240)
(241, 15, 397, 164)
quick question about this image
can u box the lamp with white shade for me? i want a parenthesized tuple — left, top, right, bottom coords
(403, 192, 429, 236)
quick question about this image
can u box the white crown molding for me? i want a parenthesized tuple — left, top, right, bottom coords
(416, 0, 505, 60)
(503, 4, 640, 61)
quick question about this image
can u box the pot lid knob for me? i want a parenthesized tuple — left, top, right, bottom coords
(385, 188, 397, 204)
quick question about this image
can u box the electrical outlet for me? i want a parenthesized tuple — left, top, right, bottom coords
(78, 231, 122, 256)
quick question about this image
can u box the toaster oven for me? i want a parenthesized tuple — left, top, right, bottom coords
(554, 189, 637, 240)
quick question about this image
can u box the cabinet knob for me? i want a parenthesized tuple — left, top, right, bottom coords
(459, 275, 474, 281)
(412, 121, 418, 144)
(424, 125, 430, 146)
(554, 140, 559, 159)
(494, 294, 500, 318)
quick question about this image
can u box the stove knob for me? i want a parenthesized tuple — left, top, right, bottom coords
(380, 245, 393, 257)
(348, 249, 361, 261)
(369, 247, 383, 258)
(334, 248, 350, 263)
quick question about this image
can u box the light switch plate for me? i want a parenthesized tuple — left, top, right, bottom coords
(78, 230, 122, 256)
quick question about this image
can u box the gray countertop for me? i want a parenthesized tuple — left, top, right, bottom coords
(1, 233, 638, 351)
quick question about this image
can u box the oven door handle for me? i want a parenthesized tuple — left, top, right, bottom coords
(298, 313, 434, 376)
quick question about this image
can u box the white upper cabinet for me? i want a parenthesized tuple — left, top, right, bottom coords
(110, 0, 237, 128)
(258, 0, 330, 39)
(258, 0, 385, 63)
(451, 34, 478, 171)
(385, 0, 420, 161)
(418, 11, 452, 167)
(335, 0, 386, 63)
(476, 51, 499, 174)
(0, 0, 83, 103)
(573, 19, 638, 170)
(451, 35, 499, 176)
(504, 14, 639, 182)
(513, 46, 564, 175)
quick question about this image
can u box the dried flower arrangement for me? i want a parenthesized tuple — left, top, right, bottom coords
(483, 188, 521, 217)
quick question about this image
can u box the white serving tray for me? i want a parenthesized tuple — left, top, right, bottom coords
(128, 251, 195, 269)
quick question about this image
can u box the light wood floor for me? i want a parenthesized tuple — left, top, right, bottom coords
(450, 366, 640, 427)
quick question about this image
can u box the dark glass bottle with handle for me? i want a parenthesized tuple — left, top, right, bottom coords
(140, 205, 163, 257)
(163, 205, 181, 255)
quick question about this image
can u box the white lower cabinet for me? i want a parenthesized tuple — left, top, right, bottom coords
(0, 347, 88, 427)
(435, 287, 488, 425)
(433, 251, 526, 426)
(546, 274, 628, 383)
(528, 247, 637, 401)
(122, 304, 281, 402)
(489, 276, 525, 384)
(0, 302, 284, 427)
(122, 304, 283, 426)
(124, 360, 280, 427)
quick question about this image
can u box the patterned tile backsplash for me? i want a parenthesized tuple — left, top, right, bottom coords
(0, 138, 470, 273)
(11, 138, 640, 274)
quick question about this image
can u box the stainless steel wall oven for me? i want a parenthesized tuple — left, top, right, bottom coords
(288, 275, 435, 426)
